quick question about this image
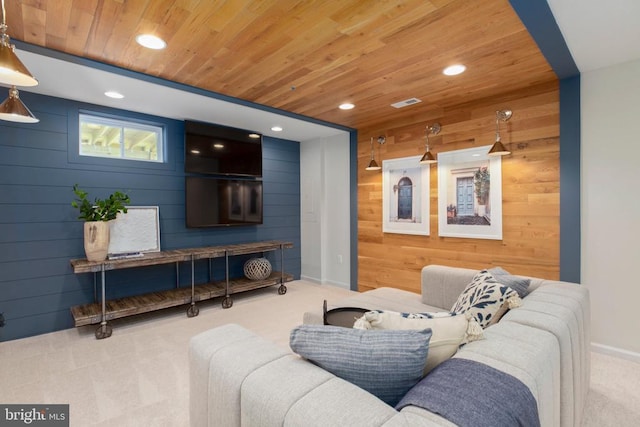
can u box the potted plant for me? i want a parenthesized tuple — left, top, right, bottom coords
(446, 204, 457, 218)
(72, 184, 130, 262)
(473, 167, 490, 216)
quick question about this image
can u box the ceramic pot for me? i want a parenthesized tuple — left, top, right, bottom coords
(84, 221, 110, 262)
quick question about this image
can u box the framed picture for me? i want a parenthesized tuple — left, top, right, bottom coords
(382, 155, 430, 236)
(437, 145, 503, 240)
(108, 206, 161, 255)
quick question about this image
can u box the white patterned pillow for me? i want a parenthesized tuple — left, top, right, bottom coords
(450, 270, 522, 328)
(353, 310, 483, 374)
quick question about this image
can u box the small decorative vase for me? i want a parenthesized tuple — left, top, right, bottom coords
(84, 221, 110, 262)
(243, 257, 272, 280)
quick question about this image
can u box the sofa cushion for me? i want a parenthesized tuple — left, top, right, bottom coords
(353, 310, 483, 373)
(289, 324, 431, 406)
(488, 266, 532, 297)
(451, 270, 522, 328)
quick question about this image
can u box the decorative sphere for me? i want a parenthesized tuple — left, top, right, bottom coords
(243, 257, 272, 280)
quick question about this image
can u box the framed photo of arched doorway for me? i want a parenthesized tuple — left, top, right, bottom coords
(382, 155, 430, 235)
(437, 145, 503, 240)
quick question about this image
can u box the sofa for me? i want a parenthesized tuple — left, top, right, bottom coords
(189, 265, 590, 426)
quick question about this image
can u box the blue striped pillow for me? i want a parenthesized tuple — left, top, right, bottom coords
(290, 325, 431, 406)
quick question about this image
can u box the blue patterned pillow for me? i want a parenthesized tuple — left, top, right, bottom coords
(451, 270, 522, 328)
(290, 325, 431, 406)
(488, 266, 532, 297)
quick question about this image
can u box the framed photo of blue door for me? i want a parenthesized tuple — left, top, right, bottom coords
(437, 146, 503, 240)
(382, 155, 430, 236)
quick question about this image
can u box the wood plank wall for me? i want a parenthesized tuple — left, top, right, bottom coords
(0, 91, 301, 341)
(357, 81, 560, 294)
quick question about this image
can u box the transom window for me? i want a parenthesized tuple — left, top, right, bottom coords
(79, 114, 164, 162)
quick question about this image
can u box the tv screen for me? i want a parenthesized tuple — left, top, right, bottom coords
(185, 177, 263, 228)
(184, 120, 262, 177)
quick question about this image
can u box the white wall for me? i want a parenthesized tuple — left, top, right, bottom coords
(582, 58, 640, 358)
(300, 133, 351, 288)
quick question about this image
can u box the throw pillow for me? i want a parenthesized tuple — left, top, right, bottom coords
(353, 310, 483, 374)
(488, 266, 532, 298)
(451, 270, 522, 328)
(289, 324, 431, 407)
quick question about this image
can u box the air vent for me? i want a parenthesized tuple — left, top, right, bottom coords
(391, 98, 422, 108)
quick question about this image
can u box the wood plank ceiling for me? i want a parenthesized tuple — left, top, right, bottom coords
(5, 0, 556, 131)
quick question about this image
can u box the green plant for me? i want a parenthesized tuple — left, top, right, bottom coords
(71, 184, 130, 221)
(473, 167, 490, 204)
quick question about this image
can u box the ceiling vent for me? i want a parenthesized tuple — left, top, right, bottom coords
(391, 98, 422, 108)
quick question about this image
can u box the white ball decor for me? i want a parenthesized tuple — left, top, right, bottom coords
(244, 257, 272, 280)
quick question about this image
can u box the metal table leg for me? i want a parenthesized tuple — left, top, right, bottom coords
(186, 254, 199, 317)
(278, 243, 287, 295)
(222, 250, 233, 308)
(95, 263, 112, 339)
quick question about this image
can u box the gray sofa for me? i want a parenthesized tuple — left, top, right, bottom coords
(189, 265, 590, 426)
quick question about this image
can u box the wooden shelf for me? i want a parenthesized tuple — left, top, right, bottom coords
(69, 241, 294, 335)
(70, 271, 293, 327)
(69, 240, 293, 272)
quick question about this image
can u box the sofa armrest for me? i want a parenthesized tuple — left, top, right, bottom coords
(189, 324, 291, 427)
(420, 265, 478, 310)
(189, 324, 399, 427)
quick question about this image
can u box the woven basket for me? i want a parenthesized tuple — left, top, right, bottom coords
(243, 257, 272, 280)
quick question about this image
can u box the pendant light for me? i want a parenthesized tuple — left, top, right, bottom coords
(419, 123, 441, 164)
(488, 109, 512, 156)
(365, 136, 385, 171)
(0, 0, 39, 123)
(0, 0, 37, 86)
(0, 85, 38, 123)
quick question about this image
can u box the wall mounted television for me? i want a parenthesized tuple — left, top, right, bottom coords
(184, 120, 262, 177)
(185, 176, 263, 228)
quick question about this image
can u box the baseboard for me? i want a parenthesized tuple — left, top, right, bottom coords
(591, 342, 640, 363)
(299, 275, 350, 290)
(322, 279, 350, 290)
(300, 275, 321, 284)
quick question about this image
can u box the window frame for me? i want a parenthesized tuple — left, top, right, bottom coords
(67, 107, 177, 173)
(79, 113, 165, 163)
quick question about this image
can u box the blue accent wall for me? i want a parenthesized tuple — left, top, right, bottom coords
(509, 0, 582, 282)
(0, 91, 301, 341)
(559, 75, 581, 282)
(508, 0, 579, 79)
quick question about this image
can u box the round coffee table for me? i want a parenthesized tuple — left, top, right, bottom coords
(322, 300, 369, 328)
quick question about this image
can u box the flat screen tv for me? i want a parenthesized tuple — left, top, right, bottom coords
(184, 120, 262, 177)
(185, 176, 263, 228)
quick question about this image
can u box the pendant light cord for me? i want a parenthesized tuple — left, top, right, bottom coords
(1, 0, 8, 43)
(1, 0, 6, 28)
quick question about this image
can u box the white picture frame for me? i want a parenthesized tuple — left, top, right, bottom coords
(437, 145, 502, 240)
(382, 155, 430, 236)
(108, 206, 161, 254)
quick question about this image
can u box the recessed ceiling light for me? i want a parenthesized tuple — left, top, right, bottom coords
(248, 133, 261, 139)
(136, 34, 167, 50)
(213, 143, 224, 149)
(190, 149, 200, 154)
(271, 126, 283, 132)
(104, 91, 124, 99)
(443, 64, 466, 76)
(339, 103, 355, 110)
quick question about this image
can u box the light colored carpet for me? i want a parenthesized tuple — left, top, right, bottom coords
(0, 280, 639, 426)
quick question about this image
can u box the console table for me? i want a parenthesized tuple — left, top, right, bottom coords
(70, 240, 293, 339)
